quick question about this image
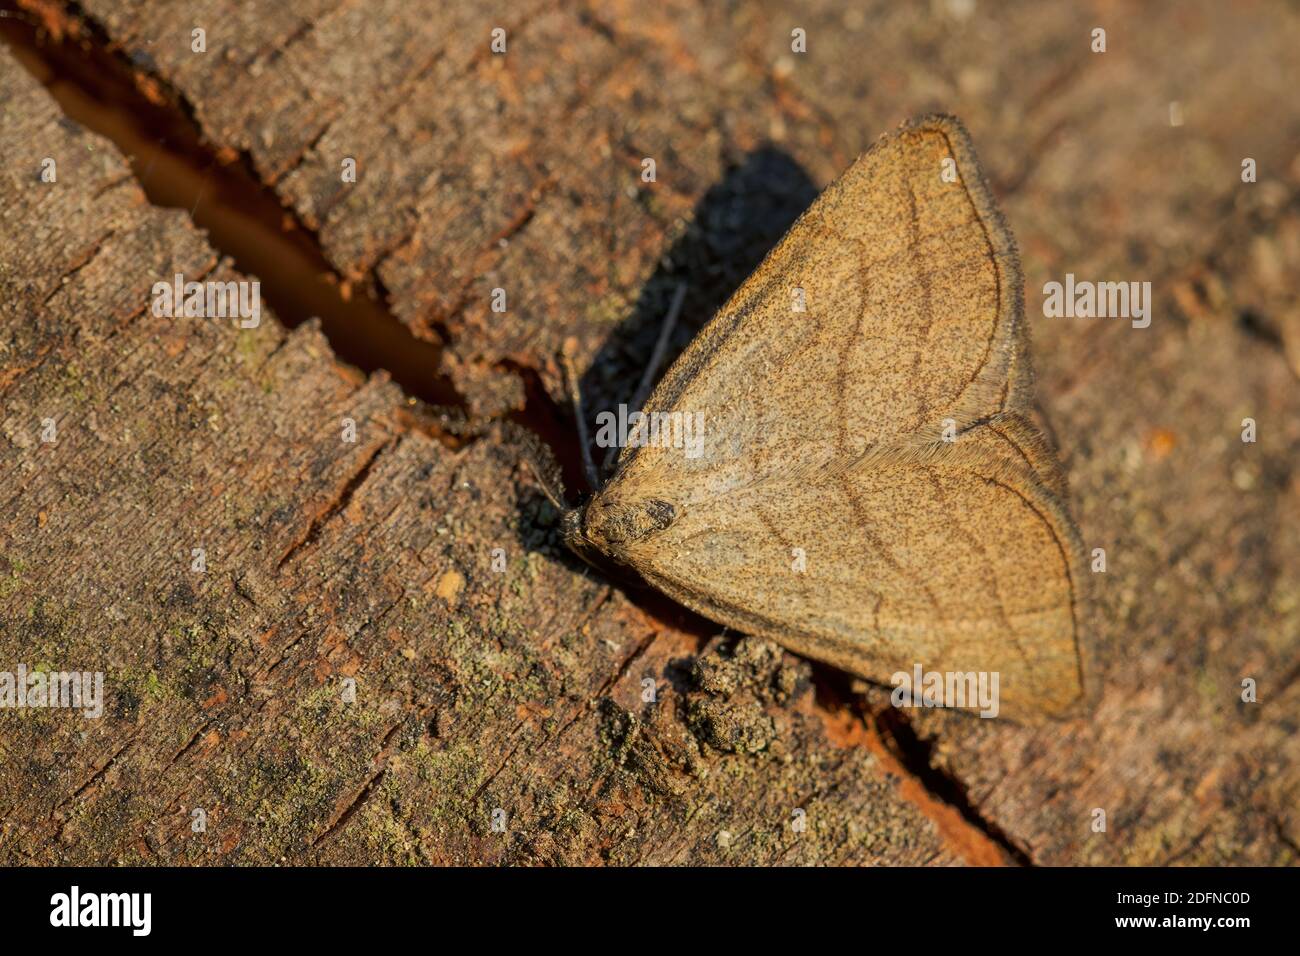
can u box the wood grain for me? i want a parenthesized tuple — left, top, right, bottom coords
(2, 0, 1298, 865)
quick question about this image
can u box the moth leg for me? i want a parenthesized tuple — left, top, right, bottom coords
(514, 426, 570, 511)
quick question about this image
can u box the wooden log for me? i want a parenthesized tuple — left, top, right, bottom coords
(2, 0, 1298, 865)
(0, 42, 962, 866)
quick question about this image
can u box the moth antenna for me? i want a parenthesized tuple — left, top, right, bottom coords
(561, 341, 601, 492)
(602, 281, 689, 475)
(630, 281, 687, 414)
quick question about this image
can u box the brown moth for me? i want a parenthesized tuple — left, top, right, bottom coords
(563, 114, 1088, 721)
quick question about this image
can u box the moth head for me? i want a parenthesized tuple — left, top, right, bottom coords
(566, 494, 677, 560)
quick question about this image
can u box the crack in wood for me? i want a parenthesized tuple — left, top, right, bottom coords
(865, 698, 1032, 866)
(1, 0, 464, 410)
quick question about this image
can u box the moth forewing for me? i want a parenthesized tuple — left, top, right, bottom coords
(572, 114, 1090, 722)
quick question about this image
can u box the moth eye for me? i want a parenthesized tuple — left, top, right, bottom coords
(644, 499, 676, 531)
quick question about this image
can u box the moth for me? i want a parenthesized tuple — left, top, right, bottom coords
(561, 115, 1088, 721)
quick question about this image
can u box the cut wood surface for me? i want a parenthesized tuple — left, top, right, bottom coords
(1, 0, 1298, 865)
(0, 40, 960, 867)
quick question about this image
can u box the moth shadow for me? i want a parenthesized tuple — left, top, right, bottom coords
(515, 146, 817, 547)
(578, 145, 820, 473)
(511, 147, 819, 651)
